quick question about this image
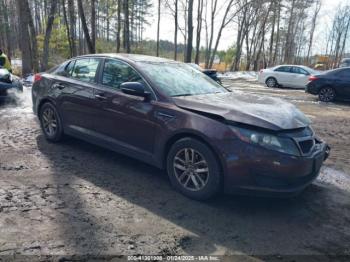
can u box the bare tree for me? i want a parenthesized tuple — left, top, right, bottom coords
(16, 0, 33, 75)
(123, 0, 130, 53)
(156, 0, 161, 56)
(117, 0, 121, 52)
(91, 0, 97, 51)
(41, 0, 58, 71)
(195, 0, 204, 64)
(68, 0, 77, 56)
(77, 0, 95, 53)
(185, 0, 194, 62)
(306, 0, 321, 64)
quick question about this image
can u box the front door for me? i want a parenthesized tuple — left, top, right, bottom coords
(92, 58, 156, 158)
(291, 67, 310, 88)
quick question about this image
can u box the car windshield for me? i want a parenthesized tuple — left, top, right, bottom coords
(138, 62, 228, 97)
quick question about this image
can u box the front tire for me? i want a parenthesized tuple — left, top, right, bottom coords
(265, 77, 278, 88)
(319, 87, 336, 102)
(166, 138, 222, 200)
(39, 102, 64, 142)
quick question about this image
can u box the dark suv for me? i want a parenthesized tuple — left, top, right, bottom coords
(32, 54, 330, 200)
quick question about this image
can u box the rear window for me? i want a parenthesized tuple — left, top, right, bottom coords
(275, 66, 292, 72)
(71, 58, 100, 83)
(53, 60, 75, 77)
(336, 69, 350, 78)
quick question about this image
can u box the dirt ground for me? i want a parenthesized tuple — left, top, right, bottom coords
(0, 79, 350, 260)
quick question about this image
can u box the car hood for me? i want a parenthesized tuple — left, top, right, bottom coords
(173, 92, 311, 131)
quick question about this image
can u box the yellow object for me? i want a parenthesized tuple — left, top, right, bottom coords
(199, 62, 227, 72)
(0, 53, 12, 71)
(315, 55, 329, 64)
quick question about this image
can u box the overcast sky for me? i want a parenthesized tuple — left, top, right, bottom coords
(143, 0, 348, 54)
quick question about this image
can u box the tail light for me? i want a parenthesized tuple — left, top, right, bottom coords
(34, 74, 42, 83)
(309, 75, 318, 81)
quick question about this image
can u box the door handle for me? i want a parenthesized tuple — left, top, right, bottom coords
(95, 93, 107, 100)
(54, 83, 66, 90)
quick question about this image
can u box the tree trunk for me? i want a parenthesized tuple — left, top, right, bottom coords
(205, 0, 218, 68)
(174, 0, 178, 60)
(68, 0, 77, 56)
(273, 0, 281, 65)
(24, 0, 39, 72)
(306, 0, 321, 64)
(284, 0, 296, 64)
(91, 0, 96, 51)
(195, 0, 203, 64)
(268, 0, 276, 66)
(117, 0, 121, 52)
(156, 0, 160, 56)
(62, 0, 73, 57)
(77, 0, 95, 53)
(41, 0, 58, 71)
(16, 0, 33, 75)
(123, 0, 130, 53)
(185, 0, 194, 62)
(208, 0, 235, 68)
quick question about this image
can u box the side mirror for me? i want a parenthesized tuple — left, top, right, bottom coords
(120, 82, 151, 100)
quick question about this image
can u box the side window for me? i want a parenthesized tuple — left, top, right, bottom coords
(54, 61, 75, 77)
(275, 66, 291, 73)
(292, 67, 308, 75)
(102, 59, 143, 89)
(71, 58, 100, 83)
(337, 69, 350, 79)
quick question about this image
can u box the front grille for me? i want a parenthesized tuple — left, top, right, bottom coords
(298, 139, 315, 154)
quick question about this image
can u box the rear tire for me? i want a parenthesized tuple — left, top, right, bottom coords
(318, 87, 336, 102)
(39, 102, 64, 142)
(166, 138, 222, 200)
(266, 77, 278, 88)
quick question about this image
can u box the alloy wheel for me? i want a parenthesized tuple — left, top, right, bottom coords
(266, 78, 277, 88)
(42, 107, 58, 137)
(173, 148, 210, 191)
(319, 87, 335, 102)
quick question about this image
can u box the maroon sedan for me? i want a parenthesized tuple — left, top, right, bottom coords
(32, 54, 330, 200)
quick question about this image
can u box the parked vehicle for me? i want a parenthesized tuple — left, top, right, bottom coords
(0, 68, 23, 97)
(339, 58, 350, 68)
(258, 65, 318, 88)
(187, 63, 222, 85)
(32, 54, 330, 200)
(306, 67, 350, 102)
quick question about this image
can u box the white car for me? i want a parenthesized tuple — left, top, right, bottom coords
(258, 65, 318, 88)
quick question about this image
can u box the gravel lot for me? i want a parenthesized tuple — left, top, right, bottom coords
(0, 78, 350, 260)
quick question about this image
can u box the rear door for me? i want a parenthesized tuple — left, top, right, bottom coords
(54, 57, 102, 134)
(335, 69, 350, 98)
(273, 66, 293, 86)
(91, 58, 156, 158)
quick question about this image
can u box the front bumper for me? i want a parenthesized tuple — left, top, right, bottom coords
(305, 83, 319, 95)
(221, 140, 330, 196)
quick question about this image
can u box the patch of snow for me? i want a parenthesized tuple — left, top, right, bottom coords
(219, 71, 258, 80)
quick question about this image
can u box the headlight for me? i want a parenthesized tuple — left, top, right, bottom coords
(230, 126, 300, 156)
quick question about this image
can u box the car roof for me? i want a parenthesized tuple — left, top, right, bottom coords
(326, 67, 350, 73)
(75, 53, 175, 63)
(275, 65, 309, 68)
